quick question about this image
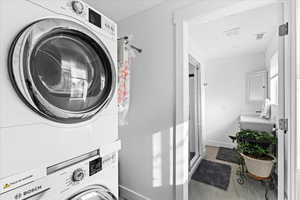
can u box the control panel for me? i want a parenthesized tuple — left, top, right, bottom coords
(89, 157, 102, 176)
(0, 139, 121, 199)
(0, 155, 112, 199)
(67, 0, 116, 37)
(62, 153, 116, 189)
(63, 156, 102, 187)
(28, 0, 117, 38)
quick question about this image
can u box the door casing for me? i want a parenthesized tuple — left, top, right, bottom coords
(173, 0, 297, 200)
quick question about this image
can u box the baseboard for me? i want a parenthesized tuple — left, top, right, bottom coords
(206, 140, 236, 149)
(119, 185, 151, 200)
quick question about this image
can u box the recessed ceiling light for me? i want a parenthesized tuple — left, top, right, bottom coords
(224, 27, 240, 37)
(256, 33, 266, 40)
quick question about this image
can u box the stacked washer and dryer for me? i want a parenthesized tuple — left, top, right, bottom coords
(0, 0, 120, 199)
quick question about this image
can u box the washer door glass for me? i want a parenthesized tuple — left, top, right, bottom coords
(70, 188, 117, 200)
(9, 19, 116, 123)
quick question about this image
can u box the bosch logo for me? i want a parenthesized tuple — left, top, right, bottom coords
(14, 185, 42, 199)
(23, 185, 42, 195)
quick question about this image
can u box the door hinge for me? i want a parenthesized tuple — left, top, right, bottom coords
(279, 118, 288, 133)
(279, 23, 288, 36)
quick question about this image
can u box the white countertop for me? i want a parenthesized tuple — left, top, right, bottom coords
(240, 115, 275, 125)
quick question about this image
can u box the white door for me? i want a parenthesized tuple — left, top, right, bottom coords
(247, 71, 268, 103)
(293, 0, 300, 198)
(277, 3, 289, 199)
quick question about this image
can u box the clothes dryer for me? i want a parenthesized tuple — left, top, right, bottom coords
(0, 0, 118, 178)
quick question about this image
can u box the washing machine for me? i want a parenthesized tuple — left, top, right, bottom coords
(0, 0, 118, 179)
(0, 141, 121, 199)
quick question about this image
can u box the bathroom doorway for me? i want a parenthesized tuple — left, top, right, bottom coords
(173, 0, 297, 200)
(187, 3, 284, 199)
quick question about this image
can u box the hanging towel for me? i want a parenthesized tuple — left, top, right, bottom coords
(118, 39, 135, 125)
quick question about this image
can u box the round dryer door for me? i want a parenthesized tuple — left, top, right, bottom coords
(68, 185, 117, 200)
(9, 18, 116, 123)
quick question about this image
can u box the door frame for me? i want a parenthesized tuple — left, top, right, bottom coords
(286, 0, 298, 199)
(188, 55, 202, 178)
(172, 0, 297, 200)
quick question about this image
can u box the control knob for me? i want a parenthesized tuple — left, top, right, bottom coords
(72, 168, 85, 182)
(71, 1, 84, 14)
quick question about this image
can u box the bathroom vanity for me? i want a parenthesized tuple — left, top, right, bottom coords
(239, 115, 275, 133)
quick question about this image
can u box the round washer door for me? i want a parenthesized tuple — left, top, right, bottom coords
(68, 185, 117, 200)
(9, 18, 116, 123)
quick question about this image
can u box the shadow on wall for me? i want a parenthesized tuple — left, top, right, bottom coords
(152, 123, 189, 188)
(119, 124, 174, 199)
(152, 128, 175, 187)
(119, 121, 188, 199)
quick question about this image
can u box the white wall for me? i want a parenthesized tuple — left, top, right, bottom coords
(117, 1, 197, 199)
(203, 53, 266, 148)
(265, 35, 278, 71)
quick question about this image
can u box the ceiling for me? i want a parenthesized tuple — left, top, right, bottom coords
(85, 0, 166, 21)
(188, 4, 281, 61)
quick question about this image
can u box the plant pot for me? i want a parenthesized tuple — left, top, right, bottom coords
(241, 153, 274, 178)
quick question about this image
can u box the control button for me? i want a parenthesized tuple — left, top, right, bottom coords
(72, 168, 85, 182)
(71, 0, 84, 14)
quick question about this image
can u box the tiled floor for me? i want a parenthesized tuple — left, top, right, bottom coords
(189, 146, 276, 200)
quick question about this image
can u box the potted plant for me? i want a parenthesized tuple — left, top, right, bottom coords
(236, 129, 277, 178)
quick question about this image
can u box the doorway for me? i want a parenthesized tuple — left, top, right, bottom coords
(189, 4, 283, 199)
(173, 0, 296, 200)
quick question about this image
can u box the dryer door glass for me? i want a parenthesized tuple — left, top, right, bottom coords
(9, 19, 116, 123)
(30, 33, 108, 112)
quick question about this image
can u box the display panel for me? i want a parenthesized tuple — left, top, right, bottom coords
(89, 8, 101, 28)
(89, 157, 102, 176)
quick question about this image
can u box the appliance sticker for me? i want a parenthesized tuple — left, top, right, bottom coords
(0, 167, 46, 194)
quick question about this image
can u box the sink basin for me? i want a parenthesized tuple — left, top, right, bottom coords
(239, 115, 275, 133)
